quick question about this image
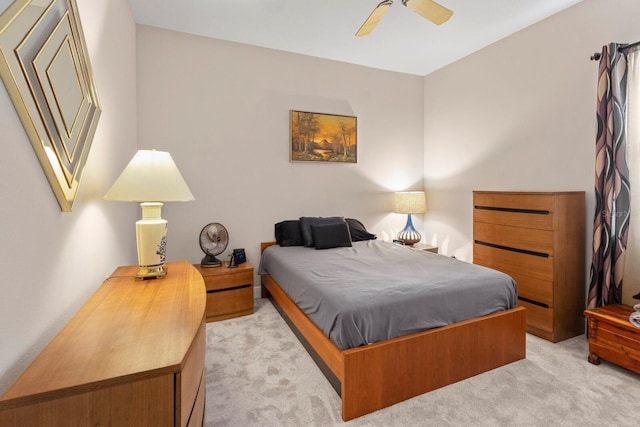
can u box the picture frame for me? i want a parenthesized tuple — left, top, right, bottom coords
(290, 110, 357, 163)
(0, 0, 101, 211)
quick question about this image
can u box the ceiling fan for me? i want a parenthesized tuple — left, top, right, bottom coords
(356, 0, 453, 37)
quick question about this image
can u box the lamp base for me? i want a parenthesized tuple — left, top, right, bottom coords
(136, 265, 167, 280)
(135, 202, 168, 280)
(397, 213, 422, 246)
(397, 233, 421, 246)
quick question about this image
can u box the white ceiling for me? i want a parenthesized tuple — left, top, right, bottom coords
(128, 0, 583, 76)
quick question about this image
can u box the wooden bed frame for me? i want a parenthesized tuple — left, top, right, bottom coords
(260, 242, 526, 421)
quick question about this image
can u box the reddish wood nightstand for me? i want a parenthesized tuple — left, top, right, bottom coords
(194, 262, 254, 322)
(584, 304, 640, 374)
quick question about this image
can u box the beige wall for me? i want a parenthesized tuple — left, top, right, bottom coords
(422, 0, 640, 305)
(135, 26, 426, 281)
(0, 0, 137, 393)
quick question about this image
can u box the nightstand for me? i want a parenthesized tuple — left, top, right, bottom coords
(194, 262, 254, 322)
(412, 243, 439, 254)
(584, 304, 640, 374)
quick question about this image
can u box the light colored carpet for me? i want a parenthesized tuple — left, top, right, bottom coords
(205, 299, 639, 426)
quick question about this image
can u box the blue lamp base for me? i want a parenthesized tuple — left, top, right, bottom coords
(397, 214, 421, 246)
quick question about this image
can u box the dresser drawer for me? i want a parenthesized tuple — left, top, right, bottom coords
(474, 222, 554, 256)
(473, 208, 554, 231)
(474, 192, 556, 212)
(473, 243, 553, 282)
(187, 374, 206, 427)
(179, 322, 205, 427)
(473, 245, 553, 306)
(511, 274, 553, 307)
(518, 299, 553, 339)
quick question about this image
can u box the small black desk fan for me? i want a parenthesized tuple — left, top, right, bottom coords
(199, 223, 229, 267)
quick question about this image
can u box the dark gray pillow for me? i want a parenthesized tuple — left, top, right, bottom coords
(275, 220, 303, 246)
(345, 218, 377, 242)
(299, 216, 345, 247)
(311, 222, 352, 250)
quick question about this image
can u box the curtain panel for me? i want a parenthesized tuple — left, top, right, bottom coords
(623, 49, 640, 304)
(588, 44, 631, 309)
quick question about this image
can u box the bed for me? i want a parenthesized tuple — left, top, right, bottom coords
(258, 219, 526, 421)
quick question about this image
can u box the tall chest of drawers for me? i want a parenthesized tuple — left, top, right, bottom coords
(473, 191, 586, 342)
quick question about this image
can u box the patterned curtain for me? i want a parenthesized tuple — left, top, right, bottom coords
(587, 44, 631, 309)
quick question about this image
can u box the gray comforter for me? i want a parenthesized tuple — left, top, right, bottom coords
(258, 240, 518, 350)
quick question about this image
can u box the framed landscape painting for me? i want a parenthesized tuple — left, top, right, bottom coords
(290, 110, 357, 163)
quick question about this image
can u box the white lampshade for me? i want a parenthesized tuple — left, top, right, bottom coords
(104, 150, 194, 202)
(393, 191, 426, 214)
(104, 150, 194, 280)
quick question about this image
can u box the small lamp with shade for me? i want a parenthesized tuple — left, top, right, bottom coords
(104, 150, 194, 280)
(393, 191, 426, 246)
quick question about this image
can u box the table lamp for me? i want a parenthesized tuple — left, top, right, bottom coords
(393, 191, 426, 246)
(104, 150, 194, 279)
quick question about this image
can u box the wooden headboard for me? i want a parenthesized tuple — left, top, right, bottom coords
(261, 241, 277, 253)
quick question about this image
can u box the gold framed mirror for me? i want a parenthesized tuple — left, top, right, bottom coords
(0, 0, 101, 211)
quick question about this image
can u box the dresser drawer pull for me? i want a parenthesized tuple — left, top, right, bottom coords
(474, 205, 550, 215)
(519, 296, 549, 308)
(474, 240, 549, 258)
(207, 283, 251, 294)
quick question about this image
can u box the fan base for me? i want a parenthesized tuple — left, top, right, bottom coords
(201, 254, 222, 268)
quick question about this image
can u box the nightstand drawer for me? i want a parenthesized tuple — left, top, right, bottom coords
(206, 284, 253, 322)
(202, 269, 253, 291)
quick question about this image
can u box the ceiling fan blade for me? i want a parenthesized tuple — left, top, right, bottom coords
(402, 0, 453, 25)
(355, 0, 393, 37)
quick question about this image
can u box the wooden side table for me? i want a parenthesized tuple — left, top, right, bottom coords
(412, 243, 439, 254)
(195, 262, 254, 322)
(584, 304, 640, 374)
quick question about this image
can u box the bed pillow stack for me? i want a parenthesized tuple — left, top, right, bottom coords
(274, 216, 376, 249)
(309, 221, 352, 250)
(299, 216, 346, 247)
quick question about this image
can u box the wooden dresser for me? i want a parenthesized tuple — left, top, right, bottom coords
(0, 261, 206, 426)
(473, 191, 585, 342)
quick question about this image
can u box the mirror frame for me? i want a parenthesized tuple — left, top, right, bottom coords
(0, 0, 101, 211)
